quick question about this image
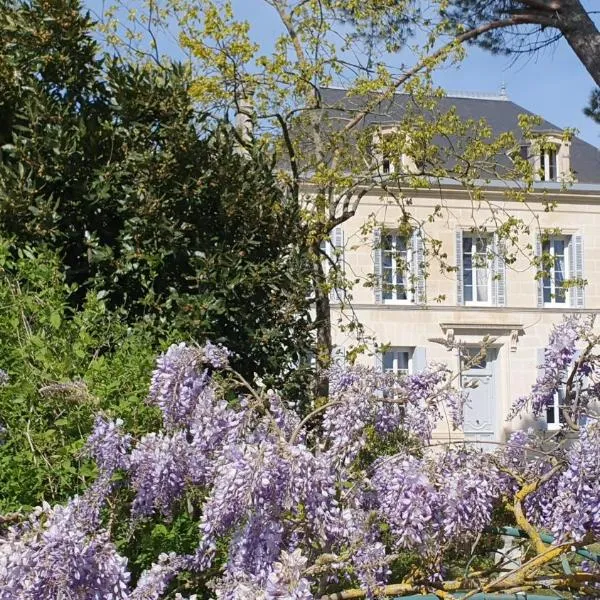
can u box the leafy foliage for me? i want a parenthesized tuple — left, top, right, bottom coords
(2, 319, 600, 598)
(0, 240, 163, 512)
(100, 0, 551, 381)
(0, 0, 315, 396)
(442, 1, 600, 112)
(584, 87, 600, 124)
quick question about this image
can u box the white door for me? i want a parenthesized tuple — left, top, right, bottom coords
(462, 348, 498, 448)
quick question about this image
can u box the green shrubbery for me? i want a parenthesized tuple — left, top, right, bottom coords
(0, 240, 166, 511)
(0, 0, 315, 398)
(0, 0, 317, 512)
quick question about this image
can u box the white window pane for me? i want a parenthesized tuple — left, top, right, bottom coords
(546, 403, 556, 424)
(476, 266, 489, 302)
(555, 254, 566, 303)
(382, 349, 413, 374)
(554, 239, 565, 255)
(543, 236, 569, 305)
(543, 283, 552, 303)
(382, 233, 412, 302)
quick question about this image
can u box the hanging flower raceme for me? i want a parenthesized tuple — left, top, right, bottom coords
(548, 421, 600, 542)
(510, 316, 585, 419)
(2, 332, 600, 599)
(0, 500, 130, 600)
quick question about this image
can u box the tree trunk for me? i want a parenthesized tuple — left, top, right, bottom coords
(558, 0, 600, 88)
(312, 242, 332, 399)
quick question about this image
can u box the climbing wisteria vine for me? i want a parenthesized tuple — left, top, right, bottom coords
(1, 316, 600, 599)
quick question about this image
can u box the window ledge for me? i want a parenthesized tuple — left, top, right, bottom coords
(440, 322, 524, 333)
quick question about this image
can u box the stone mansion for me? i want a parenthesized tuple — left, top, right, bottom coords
(324, 88, 600, 444)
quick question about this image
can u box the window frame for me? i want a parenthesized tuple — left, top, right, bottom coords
(540, 145, 558, 182)
(462, 233, 493, 307)
(382, 232, 414, 304)
(542, 235, 570, 307)
(546, 384, 567, 430)
(382, 156, 392, 174)
(382, 347, 414, 376)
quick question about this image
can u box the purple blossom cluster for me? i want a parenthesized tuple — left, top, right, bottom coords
(196, 439, 340, 585)
(510, 316, 585, 419)
(148, 343, 212, 431)
(324, 363, 466, 468)
(547, 421, 600, 541)
(351, 540, 390, 596)
(436, 451, 499, 542)
(129, 431, 192, 518)
(369, 449, 498, 559)
(0, 500, 129, 599)
(263, 549, 312, 600)
(85, 415, 132, 476)
(2, 332, 600, 599)
(371, 455, 438, 550)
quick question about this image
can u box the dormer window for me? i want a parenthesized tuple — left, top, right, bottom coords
(540, 145, 558, 182)
(382, 156, 391, 175)
(528, 134, 571, 183)
(373, 127, 421, 176)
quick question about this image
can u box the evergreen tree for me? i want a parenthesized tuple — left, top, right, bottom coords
(0, 0, 315, 395)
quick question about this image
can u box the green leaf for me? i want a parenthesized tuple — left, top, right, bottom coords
(49, 311, 61, 330)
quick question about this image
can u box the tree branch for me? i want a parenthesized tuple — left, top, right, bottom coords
(341, 17, 554, 136)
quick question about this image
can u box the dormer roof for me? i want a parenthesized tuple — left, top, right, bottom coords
(319, 87, 600, 184)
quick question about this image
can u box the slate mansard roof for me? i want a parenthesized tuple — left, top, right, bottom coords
(319, 87, 600, 185)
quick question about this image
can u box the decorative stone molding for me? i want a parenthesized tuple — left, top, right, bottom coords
(510, 329, 519, 352)
(439, 323, 524, 350)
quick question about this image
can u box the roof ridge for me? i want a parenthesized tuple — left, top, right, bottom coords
(320, 85, 509, 101)
(445, 90, 509, 101)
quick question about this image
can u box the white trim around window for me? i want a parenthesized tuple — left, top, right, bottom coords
(382, 347, 413, 376)
(542, 235, 569, 307)
(382, 233, 413, 304)
(462, 233, 493, 306)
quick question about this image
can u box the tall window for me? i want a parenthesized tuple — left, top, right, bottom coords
(462, 234, 492, 304)
(383, 233, 412, 302)
(542, 236, 569, 305)
(382, 156, 391, 174)
(540, 146, 558, 181)
(383, 348, 413, 375)
(546, 387, 566, 430)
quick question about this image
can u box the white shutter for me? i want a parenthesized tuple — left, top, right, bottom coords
(456, 231, 464, 305)
(412, 347, 427, 373)
(373, 227, 383, 304)
(535, 234, 544, 308)
(329, 226, 345, 304)
(493, 234, 507, 307)
(412, 230, 426, 305)
(573, 234, 584, 308)
(374, 350, 383, 372)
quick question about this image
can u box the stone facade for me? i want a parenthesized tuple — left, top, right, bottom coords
(331, 181, 600, 443)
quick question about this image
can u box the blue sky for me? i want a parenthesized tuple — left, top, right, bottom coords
(228, 0, 600, 146)
(87, 0, 600, 146)
(432, 31, 600, 147)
